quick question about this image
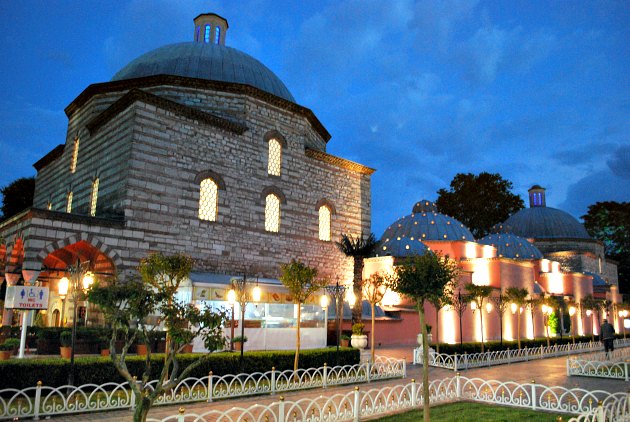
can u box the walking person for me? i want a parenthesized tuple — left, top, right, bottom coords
(600, 319, 615, 357)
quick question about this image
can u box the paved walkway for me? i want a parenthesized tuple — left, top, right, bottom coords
(48, 345, 628, 421)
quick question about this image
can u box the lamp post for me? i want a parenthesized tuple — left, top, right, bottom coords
(324, 280, 346, 358)
(569, 306, 576, 344)
(227, 273, 261, 364)
(57, 260, 94, 387)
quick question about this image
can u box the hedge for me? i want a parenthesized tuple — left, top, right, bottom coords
(433, 334, 623, 355)
(0, 347, 359, 390)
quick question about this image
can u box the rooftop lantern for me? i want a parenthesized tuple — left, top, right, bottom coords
(194, 13, 228, 45)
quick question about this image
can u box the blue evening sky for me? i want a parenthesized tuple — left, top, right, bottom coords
(1, 1, 628, 237)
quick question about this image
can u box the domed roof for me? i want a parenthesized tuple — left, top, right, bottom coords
(502, 207, 590, 239)
(378, 200, 475, 257)
(478, 233, 543, 260)
(112, 42, 295, 102)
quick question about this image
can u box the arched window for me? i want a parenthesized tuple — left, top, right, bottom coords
(66, 192, 73, 213)
(215, 26, 221, 44)
(267, 138, 282, 176)
(90, 178, 99, 217)
(195, 26, 201, 42)
(318, 205, 332, 241)
(265, 193, 280, 232)
(204, 25, 211, 43)
(199, 178, 219, 221)
(70, 137, 79, 173)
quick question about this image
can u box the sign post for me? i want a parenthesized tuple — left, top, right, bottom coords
(5, 286, 50, 358)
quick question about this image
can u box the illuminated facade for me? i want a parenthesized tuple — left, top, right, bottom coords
(364, 195, 621, 346)
(0, 13, 374, 350)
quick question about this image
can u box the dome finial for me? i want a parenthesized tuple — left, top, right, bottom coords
(528, 185, 546, 208)
(194, 13, 228, 45)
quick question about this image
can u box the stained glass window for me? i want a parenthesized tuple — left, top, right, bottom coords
(90, 178, 99, 217)
(66, 192, 73, 213)
(199, 178, 218, 221)
(318, 205, 331, 241)
(70, 138, 79, 173)
(267, 138, 282, 176)
(265, 193, 280, 232)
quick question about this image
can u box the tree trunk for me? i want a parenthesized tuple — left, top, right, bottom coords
(435, 308, 440, 354)
(371, 303, 376, 363)
(294, 304, 301, 372)
(352, 259, 364, 325)
(479, 305, 485, 353)
(133, 395, 152, 422)
(418, 305, 430, 422)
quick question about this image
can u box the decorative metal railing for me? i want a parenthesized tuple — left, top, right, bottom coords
(146, 375, 630, 422)
(0, 356, 405, 420)
(567, 347, 630, 381)
(414, 338, 630, 371)
(568, 394, 630, 422)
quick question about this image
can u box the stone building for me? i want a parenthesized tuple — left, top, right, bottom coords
(0, 13, 373, 350)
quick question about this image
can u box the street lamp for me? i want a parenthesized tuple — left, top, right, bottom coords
(227, 289, 236, 351)
(58, 277, 69, 327)
(57, 260, 95, 386)
(324, 280, 346, 358)
(569, 306, 576, 344)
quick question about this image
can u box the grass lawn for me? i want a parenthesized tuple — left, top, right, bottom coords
(375, 402, 571, 421)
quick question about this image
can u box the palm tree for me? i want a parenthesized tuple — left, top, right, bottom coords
(465, 283, 493, 353)
(335, 233, 378, 324)
(428, 294, 452, 353)
(505, 287, 528, 349)
(581, 294, 598, 341)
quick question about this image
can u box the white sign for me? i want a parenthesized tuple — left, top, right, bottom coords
(4, 286, 50, 310)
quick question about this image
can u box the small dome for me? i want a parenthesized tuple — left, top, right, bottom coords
(502, 207, 590, 239)
(112, 42, 295, 102)
(478, 233, 543, 260)
(412, 199, 438, 213)
(378, 202, 474, 258)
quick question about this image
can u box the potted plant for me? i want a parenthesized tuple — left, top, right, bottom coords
(136, 336, 148, 356)
(350, 323, 368, 349)
(0, 338, 20, 360)
(99, 337, 110, 357)
(232, 335, 247, 352)
(60, 331, 73, 359)
(340, 334, 351, 347)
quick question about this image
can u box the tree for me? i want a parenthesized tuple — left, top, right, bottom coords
(435, 172, 524, 238)
(390, 253, 459, 422)
(504, 287, 529, 349)
(582, 201, 630, 294)
(465, 283, 493, 353)
(362, 272, 392, 362)
(279, 259, 328, 372)
(335, 233, 378, 324)
(526, 295, 541, 340)
(88, 254, 227, 422)
(581, 294, 599, 341)
(1, 177, 35, 220)
(450, 289, 469, 352)
(490, 293, 509, 346)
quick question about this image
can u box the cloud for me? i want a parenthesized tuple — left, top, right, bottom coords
(560, 167, 630, 219)
(607, 145, 630, 179)
(409, 0, 479, 51)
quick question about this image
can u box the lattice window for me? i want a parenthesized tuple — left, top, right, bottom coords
(199, 178, 218, 221)
(318, 205, 331, 241)
(265, 193, 280, 232)
(267, 138, 282, 176)
(70, 138, 79, 173)
(90, 178, 99, 217)
(66, 192, 73, 213)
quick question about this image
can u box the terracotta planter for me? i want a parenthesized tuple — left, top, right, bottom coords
(136, 344, 148, 356)
(341, 339, 350, 347)
(100, 349, 110, 357)
(60, 346, 72, 359)
(181, 344, 193, 353)
(0, 350, 11, 361)
(234, 342, 244, 352)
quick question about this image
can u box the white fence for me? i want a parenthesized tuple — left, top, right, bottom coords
(567, 348, 630, 381)
(415, 338, 630, 371)
(146, 375, 630, 422)
(568, 395, 630, 422)
(0, 356, 405, 421)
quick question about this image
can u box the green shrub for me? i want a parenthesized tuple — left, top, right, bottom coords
(0, 348, 359, 389)
(0, 338, 20, 351)
(60, 331, 73, 347)
(351, 323, 364, 335)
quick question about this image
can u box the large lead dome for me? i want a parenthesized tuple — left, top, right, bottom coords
(111, 13, 295, 103)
